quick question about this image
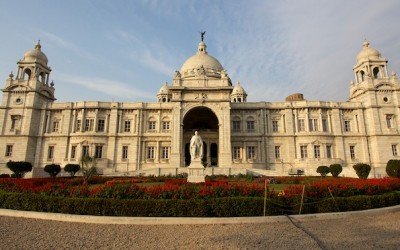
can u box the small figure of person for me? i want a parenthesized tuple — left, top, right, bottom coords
(190, 131, 203, 160)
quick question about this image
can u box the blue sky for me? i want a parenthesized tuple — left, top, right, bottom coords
(1, 0, 399, 103)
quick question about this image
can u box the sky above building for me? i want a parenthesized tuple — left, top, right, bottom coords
(1, 0, 399, 103)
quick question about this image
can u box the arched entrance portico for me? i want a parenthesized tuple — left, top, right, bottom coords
(183, 106, 219, 167)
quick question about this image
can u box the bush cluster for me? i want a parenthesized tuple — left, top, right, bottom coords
(386, 160, 400, 178)
(44, 164, 61, 178)
(353, 163, 371, 179)
(6, 161, 32, 178)
(329, 164, 343, 177)
(316, 166, 330, 177)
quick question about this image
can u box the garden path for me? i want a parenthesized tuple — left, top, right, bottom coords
(0, 207, 399, 249)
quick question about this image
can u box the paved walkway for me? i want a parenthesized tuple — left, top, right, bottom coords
(0, 206, 399, 249)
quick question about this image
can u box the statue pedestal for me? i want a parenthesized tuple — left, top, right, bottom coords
(187, 160, 205, 183)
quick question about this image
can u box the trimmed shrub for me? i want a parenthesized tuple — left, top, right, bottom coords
(386, 160, 400, 178)
(316, 166, 330, 177)
(6, 161, 32, 178)
(44, 164, 61, 178)
(329, 164, 342, 177)
(353, 163, 371, 179)
(64, 164, 81, 177)
(1, 190, 399, 216)
(0, 174, 11, 178)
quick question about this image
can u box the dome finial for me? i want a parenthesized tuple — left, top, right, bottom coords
(363, 37, 369, 48)
(35, 40, 42, 49)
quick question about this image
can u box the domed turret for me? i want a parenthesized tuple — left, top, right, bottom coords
(157, 82, 171, 102)
(22, 41, 48, 65)
(231, 82, 247, 102)
(356, 39, 382, 65)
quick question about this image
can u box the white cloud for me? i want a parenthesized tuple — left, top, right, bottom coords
(56, 72, 154, 101)
(37, 30, 96, 61)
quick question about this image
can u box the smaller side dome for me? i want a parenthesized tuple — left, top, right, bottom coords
(232, 82, 246, 95)
(158, 82, 170, 94)
(285, 93, 304, 101)
(231, 82, 247, 103)
(157, 82, 172, 103)
(22, 41, 49, 65)
(356, 39, 381, 64)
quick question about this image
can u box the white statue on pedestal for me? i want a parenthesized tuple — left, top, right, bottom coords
(190, 131, 203, 160)
(187, 131, 205, 183)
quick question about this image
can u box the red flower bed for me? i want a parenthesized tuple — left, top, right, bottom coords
(0, 177, 399, 202)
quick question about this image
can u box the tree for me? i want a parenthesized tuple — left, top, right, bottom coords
(80, 154, 97, 184)
(353, 163, 371, 179)
(64, 164, 80, 177)
(6, 161, 32, 178)
(44, 164, 61, 178)
(386, 159, 400, 178)
(316, 166, 330, 177)
(329, 164, 342, 178)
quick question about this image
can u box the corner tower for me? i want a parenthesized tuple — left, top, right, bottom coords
(0, 41, 56, 168)
(349, 39, 399, 103)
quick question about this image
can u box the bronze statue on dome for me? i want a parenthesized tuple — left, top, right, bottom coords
(200, 31, 206, 42)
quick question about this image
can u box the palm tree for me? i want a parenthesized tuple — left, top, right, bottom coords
(80, 154, 97, 184)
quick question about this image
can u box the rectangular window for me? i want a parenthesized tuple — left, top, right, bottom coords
(322, 119, 328, 132)
(314, 145, 321, 158)
(52, 120, 59, 132)
(148, 121, 156, 130)
(326, 145, 332, 159)
(147, 146, 155, 159)
(232, 121, 241, 132)
(10, 116, 19, 131)
(350, 145, 356, 160)
(48, 146, 54, 160)
(298, 119, 305, 132)
(161, 147, 169, 159)
(124, 120, 131, 132)
(5, 145, 13, 157)
(272, 120, 279, 132)
(122, 146, 128, 159)
(247, 146, 256, 160)
(97, 119, 105, 132)
(274, 146, 280, 159)
(95, 145, 103, 159)
(247, 121, 255, 132)
(392, 144, 398, 156)
(309, 119, 318, 131)
(85, 119, 94, 131)
(386, 115, 393, 128)
(82, 145, 89, 157)
(76, 119, 81, 131)
(233, 146, 241, 160)
(344, 120, 351, 132)
(70, 145, 76, 159)
(162, 121, 170, 130)
(300, 145, 308, 159)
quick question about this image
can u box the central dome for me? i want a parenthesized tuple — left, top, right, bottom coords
(180, 41, 224, 74)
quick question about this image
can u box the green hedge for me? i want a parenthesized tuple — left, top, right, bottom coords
(0, 190, 399, 217)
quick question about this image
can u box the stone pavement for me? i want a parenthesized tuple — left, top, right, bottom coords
(0, 206, 399, 249)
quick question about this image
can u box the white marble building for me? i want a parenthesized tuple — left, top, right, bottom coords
(0, 38, 399, 178)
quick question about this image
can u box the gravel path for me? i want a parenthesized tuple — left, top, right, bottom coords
(0, 209, 399, 250)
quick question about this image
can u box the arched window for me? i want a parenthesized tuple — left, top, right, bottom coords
(373, 67, 380, 79)
(360, 71, 366, 81)
(23, 69, 31, 80)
